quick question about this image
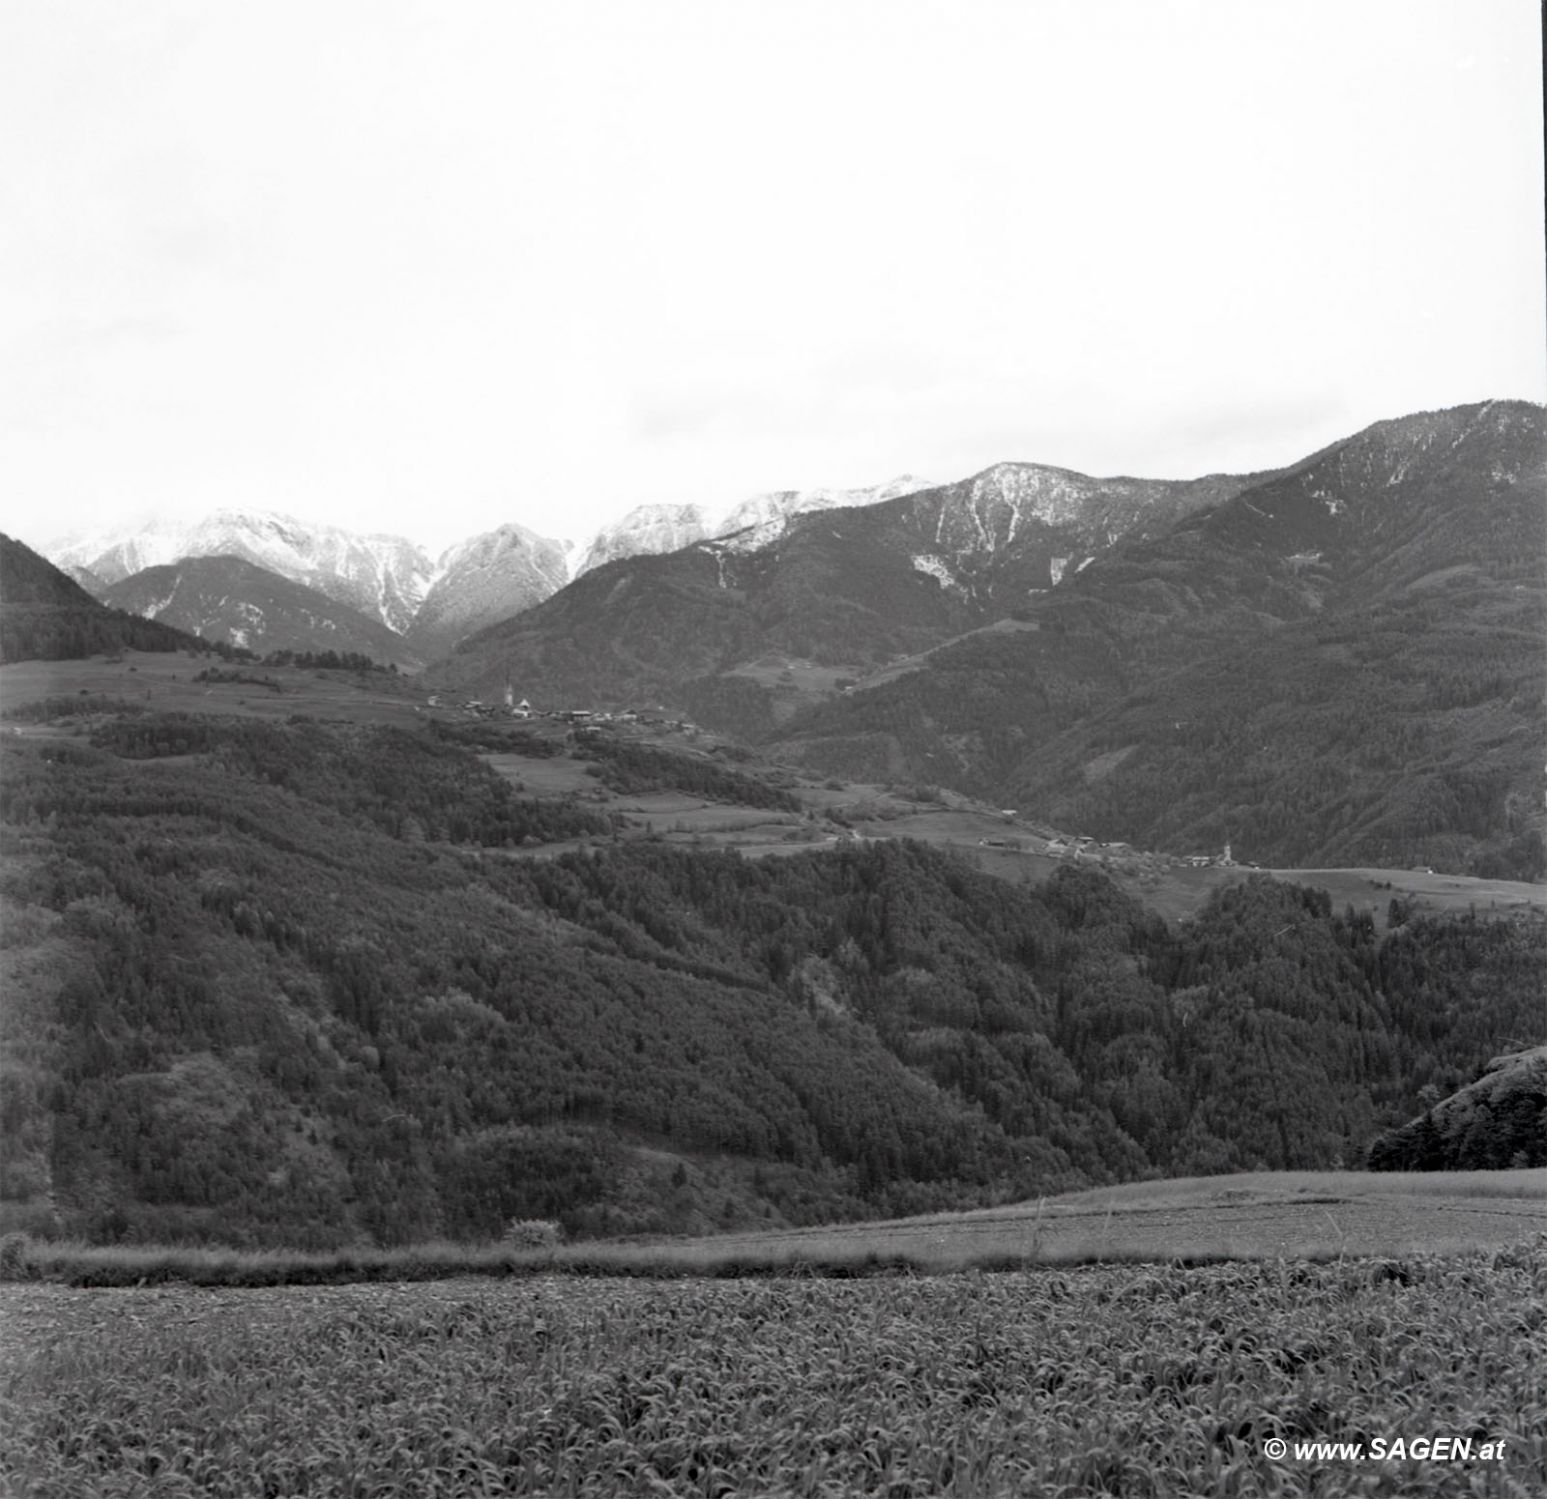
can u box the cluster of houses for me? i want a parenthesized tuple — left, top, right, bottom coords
(423, 689, 699, 735)
(1039, 835, 1244, 869)
(1044, 834, 1115, 858)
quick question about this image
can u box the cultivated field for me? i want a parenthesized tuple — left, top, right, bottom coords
(3, 1246, 1541, 1496)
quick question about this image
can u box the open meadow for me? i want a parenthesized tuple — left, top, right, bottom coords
(0, 651, 426, 728)
(534, 1169, 1547, 1275)
(3, 1244, 1542, 1497)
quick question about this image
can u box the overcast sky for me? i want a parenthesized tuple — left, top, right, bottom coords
(4, 0, 1543, 554)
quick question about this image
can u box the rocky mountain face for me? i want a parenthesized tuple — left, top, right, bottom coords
(46, 511, 435, 634)
(572, 504, 714, 579)
(714, 475, 935, 552)
(407, 524, 571, 659)
(568, 477, 938, 577)
(99, 556, 424, 667)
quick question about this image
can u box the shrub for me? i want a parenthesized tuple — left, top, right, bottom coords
(502, 1219, 563, 1248)
(0, 1231, 34, 1280)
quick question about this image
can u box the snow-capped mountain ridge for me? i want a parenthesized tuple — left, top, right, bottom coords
(572, 504, 715, 579)
(711, 475, 935, 553)
(567, 476, 938, 577)
(47, 510, 435, 634)
(39, 451, 1269, 655)
(44, 480, 951, 645)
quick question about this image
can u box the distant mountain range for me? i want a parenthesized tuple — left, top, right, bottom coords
(46, 511, 434, 634)
(426, 458, 1269, 717)
(430, 399, 1545, 879)
(37, 477, 939, 653)
(17, 400, 1545, 875)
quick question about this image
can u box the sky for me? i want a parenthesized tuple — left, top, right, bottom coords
(3, 0, 1543, 556)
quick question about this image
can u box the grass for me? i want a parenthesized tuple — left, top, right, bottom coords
(3, 1247, 1542, 1496)
(5, 1171, 1542, 1289)
(0, 651, 424, 728)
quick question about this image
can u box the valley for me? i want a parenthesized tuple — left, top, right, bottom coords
(9, 3, 1546, 1485)
(4, 410, 1546, 1496)
(17, 401, 1544, 880)
(9, 648, 1538, 932)
(2, 401, 1543, 1264)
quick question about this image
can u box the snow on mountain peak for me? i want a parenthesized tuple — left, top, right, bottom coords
(710, 475, 936, 554)
(42, 508, 434, 633)
(572, 503, 714, 578)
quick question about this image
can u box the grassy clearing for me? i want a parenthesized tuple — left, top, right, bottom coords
(0, 651, 424, 727)
(5, 1172, 1541, 1289)
(581, 1169, 1547, 1274)
(961, 847, 1546, 929)
(1263, 867, 1546, 925)
(3, 1249, 1542, 1496)
(481, 752, 599, 795)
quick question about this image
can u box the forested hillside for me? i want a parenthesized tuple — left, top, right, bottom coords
(0, 534, 205, 663)
(1, 710, 1540, 1249)
(1367, 1045, 1546, 1171)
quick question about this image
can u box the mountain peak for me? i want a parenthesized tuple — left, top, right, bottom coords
(573, 504, 714, 578)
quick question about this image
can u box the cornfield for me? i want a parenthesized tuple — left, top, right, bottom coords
(3, 1246, 1543, 1496)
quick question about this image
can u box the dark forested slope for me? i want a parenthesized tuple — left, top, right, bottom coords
(1367, 1044, 1546, 1171)
(1, 533, 204, 662)
(1, 711, 1540, 1248)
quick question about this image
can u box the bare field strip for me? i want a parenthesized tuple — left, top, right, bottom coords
(3, 1250, 1542, 1497)
(557, 1170, 1547, 1273)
